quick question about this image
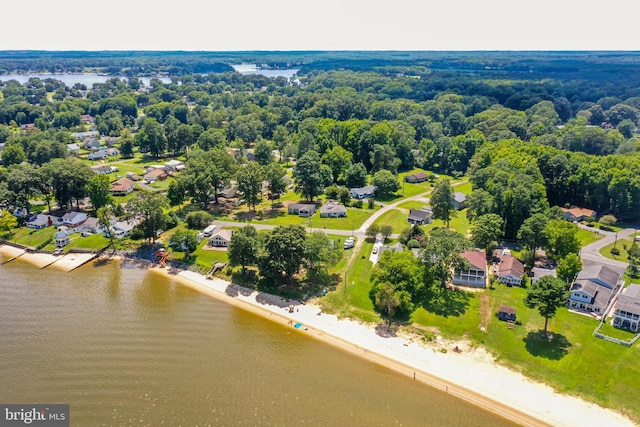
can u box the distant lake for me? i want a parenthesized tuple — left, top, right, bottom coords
(231, 63, 299, 78)
(0, 74, 171, 87)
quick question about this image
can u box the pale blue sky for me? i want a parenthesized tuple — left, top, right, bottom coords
(1, 0, 637, 51)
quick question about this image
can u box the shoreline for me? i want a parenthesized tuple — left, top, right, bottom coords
(1, 248, 635, 427)
(145, 262, 634, 427)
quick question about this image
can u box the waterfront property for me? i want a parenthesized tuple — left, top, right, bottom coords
(612, 284, 640, 331)
(26, 214, 60, 229)
(453, 250, 487, 288)
(531, 267, 557, 283)
(62, 211, 88, 227)
(208, 229, 233, 247)
(568, 263, 625, 315)
(493, 249, 525, 286)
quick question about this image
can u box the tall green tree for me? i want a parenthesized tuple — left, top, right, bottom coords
(253, 140, 274, 166)
(0, 209, 18, 234)
(135, 117, 166, 158)
(345, 162, 368, 188)
(169, 229, 198, 260)
(420, 228, 472, 287)
(431, 178, 456, 229)
(293, 150, 323, 201)
(517, 213, 549, 266)
(471, 214, 504, 255)
(524, 276, 568, 336)
(372, 169, 399, 198)
(258, 225, 307, 287)
(97, 205, 116, 254)
(322, 145, 353, 183)
(177, 148, 237, 206)
(556, 253, 583, 288)
(304, 231, 341, 286)
(264, 162, 287, 205)
(228, 225, 259, 274)
(86, 174, 113, 211)
(125, 192, 169, 243)
(545, 219, 580, 260)
(236, 161, 264, 211)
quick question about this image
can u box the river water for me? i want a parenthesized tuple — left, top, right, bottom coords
(0, 257, 516, 426)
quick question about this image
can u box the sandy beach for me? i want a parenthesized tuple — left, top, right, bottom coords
(149, 265, 635, 427)
(0, 245, 97, 272)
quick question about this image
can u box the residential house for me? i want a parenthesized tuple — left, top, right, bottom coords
(404, 171, 428, 183)
(103, 136, 119, 147)
(126, 172, 143, 181)
(208, 229, 233, 247)
(106, 147, 120, 157)
(452, 192, 467, 210)
(218, 186, 237, 199)
(561, 206, 597, 222)
(75, 217, 100, 234)
(453, 250, 487, 288)
(531, 267, 557, 284)
(493, 249, 525, 286)
(144, 168, 168, 182)
(407, 208, 432, 225)
(67, 143, 81, 156)
(612, 284, 640, 332)
(109, 220, 136, 238)
(82, 137, 101, 150)
(61, 211, 88, 227)
(378, 242, 404, 257)
(288, 203, 317, 217)
(350, 185, 377, 199)
(498, 305, 517, 322)
(164, 159, 185, 172)
(80, 114, 95, 124)
(319, 200, 347, 218)
(109, 177, 136, 196)
(88, 150, 108, 160)
(19, 123, 36, 132)
(71, 131, 99, 140)
(91, 165, 118, 174)
(54, 230, 70, 247)
(26, 214, 57, 229)
(568, 263, 625, 314)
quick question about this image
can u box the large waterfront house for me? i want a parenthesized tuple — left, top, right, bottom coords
(568, 263, 625, 314)
(453, 250, 487, 288)
(612, 284, 640, 331)
(62, 211, 88, 227)
(407, 208, 432, 225)
(319, 200, 347, 218)
(561, 206, 597, 222)
(208, 229, 233, 247)
(75, 217, 100, 235)
(26, 214, 61, 229)
(350, 185, 376, 200)
(54, 230, 70, 247)
(493, 249, 525, 286)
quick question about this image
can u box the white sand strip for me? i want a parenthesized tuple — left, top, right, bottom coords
(48, 253, 97, 272)
(151, 267, 634, 427)
(0, 244, 26, 260)
(15, 251, 60, 269)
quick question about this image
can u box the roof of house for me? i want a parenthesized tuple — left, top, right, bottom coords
(453, 192, 467, 203)
(405, 172, 428, 180)
(67, 143, 80, 150)
(26, 214, 53, 226)
(320, 200, 346, 215)
(209, 229, 233, 242)
(146, 169, 167, 177)
(80, 217, 99, 228)
(497, 254, 525, 278)
(289, 203, 316, 212)
(499, 305, 516, 315)
(561, 206, 596, 218)
(532, 267, 557, 280)
(110, 177, 135, 192)
(571, 279, 614, 309)
(616, 284, 640, 315)
(350, 185, 376, 195)
(576, 263, 625, 289)
(408, 209, 431, 222)
(460, 250, 486, 271)
(62, 211, 85, 221)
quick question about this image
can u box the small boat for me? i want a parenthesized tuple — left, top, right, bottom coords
(294, 323, 302, 329)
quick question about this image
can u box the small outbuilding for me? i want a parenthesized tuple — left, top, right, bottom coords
(498, 305, 517, 322)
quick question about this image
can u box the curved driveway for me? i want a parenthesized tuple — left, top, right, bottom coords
(578, 224, 635, 269)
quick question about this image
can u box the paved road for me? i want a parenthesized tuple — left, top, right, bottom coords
(579, 225, 635, 269)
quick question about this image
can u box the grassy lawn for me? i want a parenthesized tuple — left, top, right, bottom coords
(324, 264, 640, 422)
(422, 209, 472, 237)
(62, 233, 110, 252)
(453, 181, 473, 194)
(8, 227, 54, 248)
(373, 209, 410, 234)
(397, 201, 429, 210)
(576, 228, 605, 247)
(599, 237, 635, 262)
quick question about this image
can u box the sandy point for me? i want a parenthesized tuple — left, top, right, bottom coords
(144, 264, 635, 427)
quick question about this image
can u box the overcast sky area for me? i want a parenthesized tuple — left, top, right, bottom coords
(1, 0, 637, 51)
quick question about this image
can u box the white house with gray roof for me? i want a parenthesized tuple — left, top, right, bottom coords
(612, 284, 640, 331)
(568, 263, 625, 315)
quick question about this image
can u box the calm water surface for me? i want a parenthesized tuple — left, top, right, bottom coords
(0, 74, 171, 87)
(0, 257, 517, 426)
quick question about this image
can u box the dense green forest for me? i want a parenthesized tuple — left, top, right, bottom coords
(1, 51, 639, 227)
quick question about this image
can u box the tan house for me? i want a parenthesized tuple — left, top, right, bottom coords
(208, 229, 233, 247)
(110, 177, 136, 195)
(561, 206, 597, 222)
(453, 250, 487, 288)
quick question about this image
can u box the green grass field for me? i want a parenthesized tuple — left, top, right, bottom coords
(599, 237, 635, 262)
(576, 228, 605, 247)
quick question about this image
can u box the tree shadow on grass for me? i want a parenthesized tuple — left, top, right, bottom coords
(523, 330, 572, 360)
(420, 285, 472, 317)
